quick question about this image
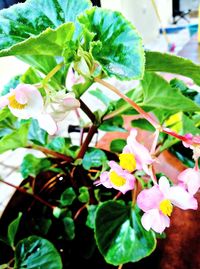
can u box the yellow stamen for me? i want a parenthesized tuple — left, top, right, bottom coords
(109, 171, 126, 187)
(159, 199, 173, 216)
(8, 95, 26, 110)
(119, 153, 136, 172)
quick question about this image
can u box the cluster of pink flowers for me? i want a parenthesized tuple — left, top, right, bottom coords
(99, 129, 200, 234)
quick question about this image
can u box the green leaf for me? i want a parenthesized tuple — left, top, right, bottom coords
(0, 0, 92, 57)
(170, 78, 198, 101)
(131, 118, 156, 132)
(160, 113, 200, 151)
(100, 116, 126, 132)
(89, 88, 111, 106)
(182, 114, 200, 135)
(0, 122, 29, 154)
(95, 201, 156, 265)
(28, 119, 48, 146)
(34, 218, 52, 236)
(145, 51, 200, 86)
(20, 154, 51, 178)
(110, 139, 126, 153)
(8, 213, 22, 248)
(18, 55, 64, 84)
(60, 187, 76, 207)
(86, 205, 98, 229)
(0, 23, 75, 57)
(141, 72, 200, 112)
(21, 67, 42, 84)
(0, 107, 10, 121)
(14, 236, 62, 269)
(82, 148, 107, 170)
(78, 187, 90, 203)
(0, 264, 9, 269)
(47, 137, 71, 154)
(62, 216, 75, 240)
(1, 75, 21, 96)
(78, 7, 145, 80)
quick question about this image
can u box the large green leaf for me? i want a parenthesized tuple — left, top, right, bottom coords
(145, 51, 200, 86)
(141, 72, 200, 112)
(78, 7, 145, 80)
(18, 55, 64, 84)
(95, 201, 156, 266)
(0, 0, 92, 56)
(0, 22, 75, 57)
(0, 122, 29, 154)
(14, 236, 62, 269)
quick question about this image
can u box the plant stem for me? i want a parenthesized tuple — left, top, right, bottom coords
(28, 144, 73, 162)
(0, 179, 54, 209)
(74, 204, 87, 220)
(113, 191, 122, 200)
(149, 165, 157, 185)
(150, 129, 160, 155)
(118, 264, 123, 269)
(95, 77, 159, 129)
(103, 103, 131, 121)
(95, 77, 200, 147)
(77, 124, 98, 159)
(80, 99, 96, 123)
(131, 179, 138, 207)
(42, 62, 64, 86)
(162, 127, 193, 145)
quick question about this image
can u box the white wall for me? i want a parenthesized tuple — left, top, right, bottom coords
(101, 0, 173, 44)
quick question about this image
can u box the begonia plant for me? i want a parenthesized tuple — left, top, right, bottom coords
(0, 0, 199, 268)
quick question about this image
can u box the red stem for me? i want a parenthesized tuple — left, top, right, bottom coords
(77, 124, 98, 159)
(162, 128, 193, 145)
(95, 77, 200, 147)
(74, 204, 87, 220)
(0, 178, 54, 209)
(80, 99, 96, 123)
(95, 77, 159, 128)
(29, 145, 73, 162)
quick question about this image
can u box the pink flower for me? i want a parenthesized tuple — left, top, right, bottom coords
(44, 91, 80, 122)
(178, 168, 200, 195)
(0, 84, 44, 119)
(182, 133, 200, 160)
(0, 84, 57, 135)
(123, 129, 153, 174)
(0, 84, 80, 136)
(98, 161, 135, 194)
(137, 176, 198, 233)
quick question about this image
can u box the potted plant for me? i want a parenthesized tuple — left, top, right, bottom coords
(0, 0, 199, 268)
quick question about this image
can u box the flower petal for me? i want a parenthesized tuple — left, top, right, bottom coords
(178, 168, 200, 195)
(167, 186, 198, 210)
(141, 209, 170, 233)
(9, 84, 44, 119)
(63, 97, 80, 110)
(37, 114, 57, 135)
(137, 186, 163, 212)
(159, 176, 171, 195)
(99, 171, 112, 188)
(0, 95, 9, 108)
(124, 129, 153, 172)
(15, 89, 28, 104)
